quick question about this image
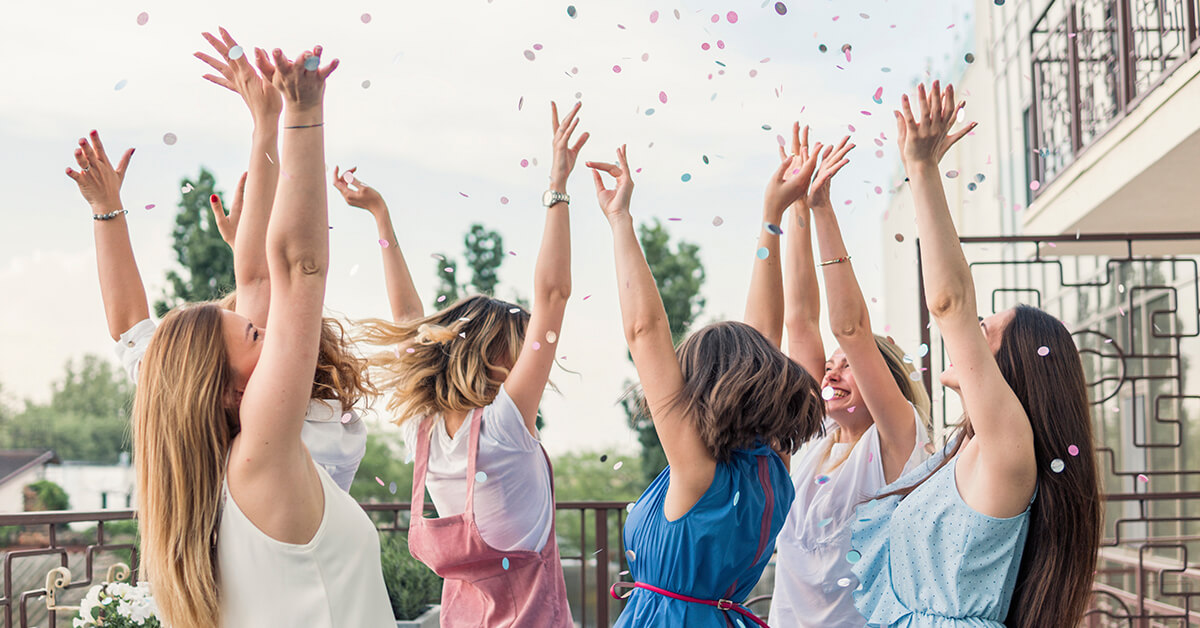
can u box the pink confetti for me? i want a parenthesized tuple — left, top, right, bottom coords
(375, 476, 385, 486)
(1068, 444, 1080, 456)
(726, 11, 739, 23)
(860, 110, 872, 116)
(518, 96, 524, 110)
(613, 65, 622, 73)
(532, 341, 542, 350)
(617, 23, 626, 30)
(642, 53, 650, 61)
(717, 40, 725, 49)
(649, 10, 659, 23)
(144, 203, 155, 210)
(583, 295, 592, 300)
(361, 13, 372, 23)
(1137, 473, 1149, 483)
(136, 11, 149, 25)
(379, 239, 389, 248)
(459, 192, 469, 198)
(533, 43, 543, 51)
(1030, 180, 1041, 191)
(749, 69, 758, 78)
(711, 13, 720, 23)
(873, 87, 884, 103)
(520, 159, 529, 168)
(668, 217, 682, 221)
(701, 42, 711, 51)
(658, 91, 668, 104)
(500, 196, 509, 205)
(845, 49, 852, 62)
(341, 412, 354, 424)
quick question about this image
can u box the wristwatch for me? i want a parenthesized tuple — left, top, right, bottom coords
(542, 190, 570, 208)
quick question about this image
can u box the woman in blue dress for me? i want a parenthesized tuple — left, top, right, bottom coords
(848, 82, 1102, 627)
(588, 145, 826, 627)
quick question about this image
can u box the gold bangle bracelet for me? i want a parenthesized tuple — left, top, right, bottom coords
(819, 255, 851, 267)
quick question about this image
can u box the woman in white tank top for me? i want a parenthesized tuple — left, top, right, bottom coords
(109, 39, 393, 628)
(742, 124, 933, 626)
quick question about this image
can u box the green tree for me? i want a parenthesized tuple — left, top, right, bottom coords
(350, 431, 415, 505)
(432, 223, 505, 310)
(0, 356, 134, 463)
(154, 168, 235, 316)
(623, 219, 706, 483)
(24, 480, 69, 511)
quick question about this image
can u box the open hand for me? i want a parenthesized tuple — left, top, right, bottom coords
(550, 101, 589, 186)
(896, 81, 977, 166)
(586, 145, 634, 221)
(807, 135, 855, 208)
(196, 28, 281, 123)
(210, 171, 248, 247)
(65, 130, 134, 213)
(332, 166, 385, 214)
(766, 123, 821, 216)
(270, 46, 338, 110)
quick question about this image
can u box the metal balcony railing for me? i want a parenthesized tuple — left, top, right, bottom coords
(1029, 0, 1200, 192)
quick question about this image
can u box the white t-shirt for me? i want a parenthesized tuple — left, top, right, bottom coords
(769, 405, 930, 628)
(115, 318, 367, 492)
(400, 386, 554, 552)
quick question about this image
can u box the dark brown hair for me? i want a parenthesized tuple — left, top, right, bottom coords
(878, 305, 1101, 627)
(673, 321, 825, 461)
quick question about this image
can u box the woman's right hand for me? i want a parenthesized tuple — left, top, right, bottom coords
(195, 28, 281, 124)
(586, 145, 634, 221)
(211, 171, 248, 248)
(332, 166, 386, 214)
(270, 46, 338, 110)
(65, 130, 134, 213)
(896, 81, 977, 167)
(766, 123, 821, 217)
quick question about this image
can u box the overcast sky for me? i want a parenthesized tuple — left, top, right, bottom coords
(0, 0, 974, 456)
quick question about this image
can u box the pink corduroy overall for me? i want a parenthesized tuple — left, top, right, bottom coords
(408, 409, 573, 627)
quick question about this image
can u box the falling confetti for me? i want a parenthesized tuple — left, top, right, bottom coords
(946, 170, 960, 179)
(658, 91, 668, 104)
(361, 13, 372, 23)
(375, 476, 384, 486)
(476, 471, 488, 483)
(1037, 346, 1050, 357)
(546, 330, 558, 343)
(304, 56, 320, 71)
(1050, 459, 1065, 473)
(837, 577, 853, 588)
(712, 216, 724, 227)
(228, 45, 244, 60)
(524, 50, 536, 61)
(114, 79, 128, 91)
(1030, 180, 1041, 191)
(341, 412, 354, 424)
(502, 557, 510, 570)
(1068, 444, 1080, 456)
(362, 80, 371, 89)
(1137, 473, 1149, 483)
(822, 386, 836, 400)
(909, 371, 922, 382)
(727, 11, 739, 23)
(917, 343, 929, 357)
(389, 481, 397, 494)
(532, 341, 541, 350)
(756, 247, 770, 260)
(818, 517, 833, 527)
(163, 133, 178, 145)
(612, 65, 622, 73)
(600, 454, 608, 462)
(626, 549, 636, 562)
(815, 475, 830, 485)
(895, 234, 905, 242)
(649, 10, 659, 23)
(681, 173, 692, 182)
(965, 53, 976, 63)
(873, 87, 883, 104)
(136, 11, 149, 25)
(774, 2, 788, 15)
(846, 550, 862, 564)
(144, 204, 155, 210)
(614, 461, 624, 470)
(567, 5, 577, 18)
(733, 491, 741, 506)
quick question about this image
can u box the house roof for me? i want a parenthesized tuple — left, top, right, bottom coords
(0, 450, 59, 488)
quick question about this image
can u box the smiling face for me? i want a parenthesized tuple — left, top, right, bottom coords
(220, 309, 264, 393)
(939, 307, 1016, 390)
(822, 348, 862, 417)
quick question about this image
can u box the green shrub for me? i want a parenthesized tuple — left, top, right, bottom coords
(26, 479, 69, 511)
(380, 532, 442, 620)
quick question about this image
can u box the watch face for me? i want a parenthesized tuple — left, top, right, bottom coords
(543, 190, 554, 206)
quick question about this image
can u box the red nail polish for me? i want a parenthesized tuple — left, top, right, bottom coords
(210, 194, 219, 202)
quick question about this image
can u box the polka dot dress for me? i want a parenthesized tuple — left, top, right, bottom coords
(849, 446, 1031, 626)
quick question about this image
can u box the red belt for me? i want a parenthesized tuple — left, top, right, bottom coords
(610, 581, 770, 627)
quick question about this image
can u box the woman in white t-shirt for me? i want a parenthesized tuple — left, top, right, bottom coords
(358, 101, 588, 627)
(744, 124, 933, 627)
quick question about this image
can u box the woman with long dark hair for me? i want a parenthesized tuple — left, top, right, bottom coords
(848, 81, 1102, 627)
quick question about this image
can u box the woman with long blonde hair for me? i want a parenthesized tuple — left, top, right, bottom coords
(755, 124, 933, 627)
(357, 101, 587, 627)
(109, 45, 393, 627)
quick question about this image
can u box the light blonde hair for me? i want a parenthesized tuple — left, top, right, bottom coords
(132, 303, 235, 628)
(219, 291, 374, 412)
(357, 295, 530, 425)
(819, 334, 934, 472)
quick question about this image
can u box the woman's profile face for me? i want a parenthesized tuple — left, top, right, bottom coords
(220, 309, 264, 392)
(938, 308, 1015, 390)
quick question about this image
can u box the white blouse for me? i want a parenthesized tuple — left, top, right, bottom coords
(769, 406, 930, 627)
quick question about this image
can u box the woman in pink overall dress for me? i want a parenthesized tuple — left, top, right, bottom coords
(359, 100, 589, 627)
(409, 407, 571, 626)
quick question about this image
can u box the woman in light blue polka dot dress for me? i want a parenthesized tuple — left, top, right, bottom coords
(847, 82, 1102, 628)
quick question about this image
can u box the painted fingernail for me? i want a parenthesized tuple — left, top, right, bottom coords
(210, 194, 219, 202)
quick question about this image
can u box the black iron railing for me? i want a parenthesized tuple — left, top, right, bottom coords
(1029, 0, 1200, 191)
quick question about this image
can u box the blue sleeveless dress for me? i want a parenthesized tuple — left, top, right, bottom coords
(615, 444, 794, 627)
(849, 444, 1031, 627)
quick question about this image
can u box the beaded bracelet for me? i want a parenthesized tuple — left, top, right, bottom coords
(819, 255, 852, 267)
(93, 209, 128, 221)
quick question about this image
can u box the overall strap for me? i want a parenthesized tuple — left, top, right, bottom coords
(409, 417, 436, 512)
(462, 408, 486, 514)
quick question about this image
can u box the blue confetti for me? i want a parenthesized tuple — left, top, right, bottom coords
(756, 247, 769, 260)
(502, 557, 510, 570)
(681, 173, 692, 182)
(304, 56, 320, 71)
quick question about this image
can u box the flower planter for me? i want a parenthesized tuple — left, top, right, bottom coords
(396, 604, 440, 628)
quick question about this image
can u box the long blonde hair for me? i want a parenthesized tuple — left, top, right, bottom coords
(819, 334, 933, 472)
(218, 291, 373, 412)
(132, 303, 235, 628)
(357, 295, 529, 425)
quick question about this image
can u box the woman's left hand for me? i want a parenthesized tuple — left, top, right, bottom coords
(549, 101, 589, 188)
(806, 135, 855, 209)
(195, 27, 281, 124)
(65, 130, 134, 214)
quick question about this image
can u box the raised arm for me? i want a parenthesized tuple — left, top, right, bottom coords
(808, 137, 916, 479)
(503, 102, 588, 431)
(589, 146, 716, 499)
(898, 83, 1034, 487)
(781, 123, 826, 379)
(332, 167, 424, 323)
(237, 46, 338, 459)
(66, 132, 146, 341)
(744, 123, 820, 348)
(196, 28, 282, 327)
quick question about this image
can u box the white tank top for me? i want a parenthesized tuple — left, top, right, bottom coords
(769, 405, 929, 627)
(217, 462, 395, 627)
